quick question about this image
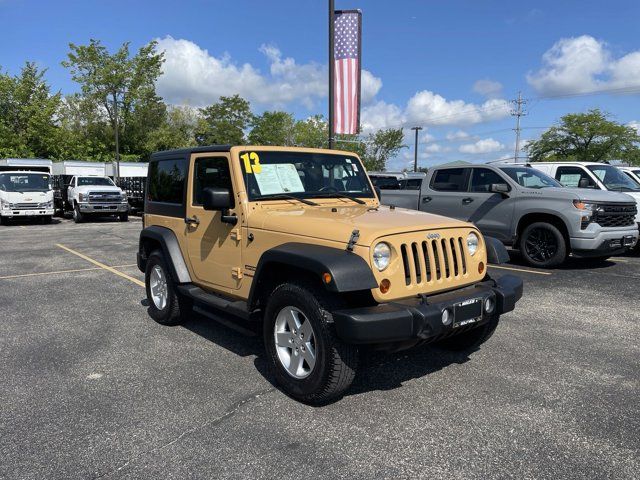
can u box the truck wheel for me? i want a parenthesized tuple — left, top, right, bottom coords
(73, 204, 84, 223)
(41, 216, 52, 224)
(438, 315, 499, 351)
(119, 213, 129, 222)
(145, 251, 190, 325)
(0, 217, 8, 226)
(519, 222, 567, 268)
(263, 282, 359, 404)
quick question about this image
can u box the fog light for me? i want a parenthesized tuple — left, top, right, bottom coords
(322, 272, 332, 284)
(379, 279, 391, 294)
(484, 297, 495, 314)
(441, 308, 452, 325)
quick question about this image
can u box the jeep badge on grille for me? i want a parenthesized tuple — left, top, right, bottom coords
(426, 233, 441, 239)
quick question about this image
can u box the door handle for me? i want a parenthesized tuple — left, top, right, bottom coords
(422, 196, 432, 203)
(184, 215, 200, 226)
(462, 197, 474, 204)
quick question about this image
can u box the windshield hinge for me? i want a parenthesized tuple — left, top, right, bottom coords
(346, 229, 360, 252)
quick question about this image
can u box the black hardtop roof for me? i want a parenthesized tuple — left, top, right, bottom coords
(150, 145, 232, 160)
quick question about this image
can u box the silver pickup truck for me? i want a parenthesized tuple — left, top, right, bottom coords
(372, 164, 639, 267)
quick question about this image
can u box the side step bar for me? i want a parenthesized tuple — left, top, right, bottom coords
(177, 284, 251, 321)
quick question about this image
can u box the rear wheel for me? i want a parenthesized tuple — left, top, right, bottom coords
(519, 222, 567, 268)
(263, 282, 358, 404)
(145, 251, 190, 325)
(438, 315, 499, 351)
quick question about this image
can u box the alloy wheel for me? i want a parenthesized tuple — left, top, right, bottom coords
(273, 306, 317, 379)
(525, 227, 558, 263)
(149, 265, 168, 310)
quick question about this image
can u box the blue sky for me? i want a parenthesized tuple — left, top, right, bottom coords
(2, 0, 640, 169)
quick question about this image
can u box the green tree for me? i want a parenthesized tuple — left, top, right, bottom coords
(145, 105, 199, 153)
(248, 111, 296, 145)
(0, 62, 61, 158)
(196, 94, 254, 145)
(293, 115, 328, 148)
(359, 128, 406, 171)
(526, 109, 640, 163)
(62, 39, 165, 161)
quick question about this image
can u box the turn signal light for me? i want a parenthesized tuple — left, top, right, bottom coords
(478, 262, 485, 274)
(322, 272, 332, 284)
(379, 279, 391, 294)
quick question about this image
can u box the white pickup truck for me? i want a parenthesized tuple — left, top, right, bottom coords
(64, 175, 129, 223)
(0, 171, 55, 225)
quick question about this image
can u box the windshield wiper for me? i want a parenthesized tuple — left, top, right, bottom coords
(310, 192, 366, 205)
(254, 194, 319, 206)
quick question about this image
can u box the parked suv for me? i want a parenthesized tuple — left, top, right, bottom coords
(137, 146, 523, 403)
(377, 163, 638, 267)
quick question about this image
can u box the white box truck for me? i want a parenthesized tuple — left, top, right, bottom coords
(0, 159, 55, 225)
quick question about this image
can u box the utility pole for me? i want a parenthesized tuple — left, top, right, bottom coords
(511, 91, 527, 163)
(411, 126, 423, 172)
(328, 0, 335, 149)
(113, 93, 120, 180)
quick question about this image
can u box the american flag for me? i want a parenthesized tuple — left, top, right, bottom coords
(333, 10, 361, 135)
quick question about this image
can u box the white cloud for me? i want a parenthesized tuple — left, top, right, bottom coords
(527, 35, 640, 95)
(628, 121, 640, 134)
(459, 138, 505, 154)
(405, 91, 510, 126)
(360, 100, 405, 132)
(155, 36, 382, 109)
(446, 130, 471, 141)
(473, 79, 503, 98)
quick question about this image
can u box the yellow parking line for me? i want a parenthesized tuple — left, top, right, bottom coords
(488, 264, 552, 276)
(0, 264, 138, 280)
(56, 244, 145, 287)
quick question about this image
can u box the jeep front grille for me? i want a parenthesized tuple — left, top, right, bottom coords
(400, 236, 467, 286)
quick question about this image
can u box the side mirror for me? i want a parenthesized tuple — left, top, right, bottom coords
(578, 177, 591, 189)
(489, 183, 510, 196)
(202, 187, 232, 211)
(374, 186, 382, 200)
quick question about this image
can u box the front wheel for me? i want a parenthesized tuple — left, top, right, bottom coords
(41, 215, 52, 224)
(73, 204, 84, 223)
(119, 212, 129, 222)
(438, 315, 499, 351)
(263, 282, 358, 404)
(519, 222, 567, 268)
(0, 216, 9, 226)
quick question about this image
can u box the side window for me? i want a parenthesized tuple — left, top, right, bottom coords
(470, 168, 507, 193)
(431, 168, 469, 192)
(555, 167, 595, 188)
(405, 179, 423, 190)
(193, 157, 234, 206)
(371, 176, 401, 190)
(148, 158, 187, 204)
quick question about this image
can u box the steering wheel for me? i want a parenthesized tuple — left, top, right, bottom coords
(318, 186, 338, 192)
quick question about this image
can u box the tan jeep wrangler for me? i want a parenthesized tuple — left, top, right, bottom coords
(138, 146, 523, 403)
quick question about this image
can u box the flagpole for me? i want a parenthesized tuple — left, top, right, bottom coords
(328, 0, 335, 149)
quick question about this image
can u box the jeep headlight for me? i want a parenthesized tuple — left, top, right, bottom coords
(466, 232, 479, 256)
(373, 242, 391, 271)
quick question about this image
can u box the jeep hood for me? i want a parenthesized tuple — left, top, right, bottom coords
(520, 187, 636, 203)
(248, 204, 473, 246)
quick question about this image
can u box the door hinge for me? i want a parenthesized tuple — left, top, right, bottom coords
(232, 267, 243, 279)
(230, 229, 242, 241)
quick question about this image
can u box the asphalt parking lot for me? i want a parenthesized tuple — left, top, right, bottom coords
(1, 217, 638, 479)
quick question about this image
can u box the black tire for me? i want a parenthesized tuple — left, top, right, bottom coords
(438, 315, 500, 351)
(72, 204, 84, 223)
(119, 213, 129, 222)
(145, 251, 191, 325)
(0, 217, 9, 226)
(263, 282, 358, 404)
(41, 215, 52, 224)
(519, 222, 567, 268)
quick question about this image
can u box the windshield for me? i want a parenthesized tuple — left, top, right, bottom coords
(499, 166, 562, 188)
(77, 177, 115, 187)
(587, 165, 640, 192)
(240, 150, 374, 201)
(0, 173, 51, 192)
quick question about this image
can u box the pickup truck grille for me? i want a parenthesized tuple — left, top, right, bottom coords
(400, 236, 467, 286)
(88, 191, 122, 203)
(13, 203, 41, 209)
(590, 203, 637, 228)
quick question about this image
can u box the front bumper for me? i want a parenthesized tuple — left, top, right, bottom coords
(78, 202, 128, 214)
(571, 226, 638, 256)
(333, 274, 523, 344)
(1, 208, 54, 217)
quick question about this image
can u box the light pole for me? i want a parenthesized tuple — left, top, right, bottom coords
(328, 0, 335, 149)
(411, 126, 422, 172)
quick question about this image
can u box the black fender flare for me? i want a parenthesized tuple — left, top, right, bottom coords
(138, 225, 192, 283)
(484, 236, 510, 265)
(248, 243, 378, 308)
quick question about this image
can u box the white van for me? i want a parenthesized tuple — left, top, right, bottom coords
(530, 162, 640, 230)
